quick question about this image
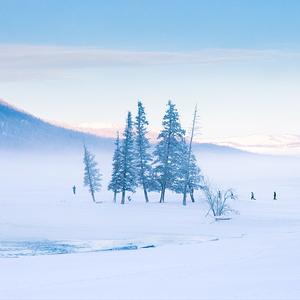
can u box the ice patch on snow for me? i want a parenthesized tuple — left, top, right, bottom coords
(0, 235, 219, 258)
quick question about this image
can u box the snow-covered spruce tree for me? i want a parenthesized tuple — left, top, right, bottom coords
(120, 112, 137, 204)
(153, 101, 185, 203)
(172, 140, 202, 203)
(108, 132, 122, 203)
(83, 145, 102, 203)
(135, 101, 154, 202)
(186, 152, 202, 202)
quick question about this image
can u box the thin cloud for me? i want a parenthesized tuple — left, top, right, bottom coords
(0, 44, 299, 81)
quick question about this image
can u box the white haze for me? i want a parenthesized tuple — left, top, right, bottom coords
(1, 148, 299, 205)
(1, 148, 300, 299)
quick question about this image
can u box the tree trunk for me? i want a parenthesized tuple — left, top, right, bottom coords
(121, 189, 126, 204)
(183, 185, 187, 206)
(113, 191, 117, 203)
(91, 191, 96, 203)
(143, 185, 149, 203)
(190, 189, 195, 202)
(160, 187, 165, 203)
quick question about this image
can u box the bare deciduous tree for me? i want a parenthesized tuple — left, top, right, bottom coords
(202, 180, 238, 219)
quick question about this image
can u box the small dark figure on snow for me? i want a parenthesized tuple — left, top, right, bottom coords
(251, 192, 256, 200)
(72, 185, 76, 195)
(273, 191, 277, 200)
(127, 196, 132, 202)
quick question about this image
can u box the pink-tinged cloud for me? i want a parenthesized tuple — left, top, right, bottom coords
(1, 44, 300, 81)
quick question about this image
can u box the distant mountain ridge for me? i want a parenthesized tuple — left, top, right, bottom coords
(0, 99, 247, 154)
(0, 99, 113, 151)
(207, 134, 300, 156)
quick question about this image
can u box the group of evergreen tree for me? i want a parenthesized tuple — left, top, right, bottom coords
(108, 100, 203, 205)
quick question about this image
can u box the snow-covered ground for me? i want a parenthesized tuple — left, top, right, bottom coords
(0, 150, 299, 299)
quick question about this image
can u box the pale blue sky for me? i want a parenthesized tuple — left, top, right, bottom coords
(1, 0, 300, 50)
(0, 0, 300, 139)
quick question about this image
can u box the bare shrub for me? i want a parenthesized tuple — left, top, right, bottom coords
(202, 182, 238, 218)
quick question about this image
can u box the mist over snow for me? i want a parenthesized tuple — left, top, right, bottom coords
(4, 98, 298, 205)
(0, 99, 299, 213)
(1, 144, 300, 299)
(1, 100, 300, 299)
(1, 0, 300, 298)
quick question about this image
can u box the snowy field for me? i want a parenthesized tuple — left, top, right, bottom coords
(0, 149, 300, 299)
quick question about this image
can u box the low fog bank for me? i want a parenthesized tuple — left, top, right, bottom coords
(199, 151, 300, 202)
(1, 147, 299, 205)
